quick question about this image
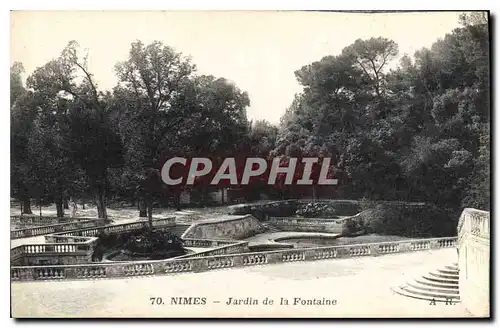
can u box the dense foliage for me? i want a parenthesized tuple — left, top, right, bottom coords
(296, 203, 338, 218)
(273, 13, 490, 213)
(11, 13, 489, 234)
(92, 228, 185, 261)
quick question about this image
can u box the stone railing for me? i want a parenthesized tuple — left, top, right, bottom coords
(11, 219, 107, 239)
(57, 217, 176, 238)
(268, 217, 344, 233)
(11, 218, 177, 266)
(457, 208, 490, 317)
(177, 240, 249, 259)
(11, 236, 98, 266)
(11, 215, 96, 227)
(229, 200, 297, 217)
(11, 236, 457, 282)
(182, 238, 242, 248)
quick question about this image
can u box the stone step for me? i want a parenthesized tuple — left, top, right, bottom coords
(428, 271, 459, 280)
(393, 287, 461, 303)
(422, 275, 459, 285)
(167, 224, 191, 236)
(414, 278, 459, 290)
(397, 285, 461, 300)
(407, 281, 460, 295)
(445, 264, 459, 270)
(437, 268, 459, 275)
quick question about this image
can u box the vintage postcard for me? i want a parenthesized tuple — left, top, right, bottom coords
(10, 10, 490, 318)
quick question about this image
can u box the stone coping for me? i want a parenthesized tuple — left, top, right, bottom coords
(11, 236, 457, 282)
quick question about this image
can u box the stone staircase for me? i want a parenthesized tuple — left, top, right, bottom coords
(393, 263, 460, 303)
(167, 224, 191, 236)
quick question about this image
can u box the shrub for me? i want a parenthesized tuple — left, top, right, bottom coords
(296, 203, 337, 218)
(359, 203, 458, 238)
(124, 229, 184, 254)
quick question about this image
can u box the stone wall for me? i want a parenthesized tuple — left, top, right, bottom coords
(181, 215, 264, 240)
(458, 208, 490, 317)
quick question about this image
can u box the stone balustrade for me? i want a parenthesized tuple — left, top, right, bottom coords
(457, 208, 490, 317)
(11, 236, 98, 266)
(11, 236, 457, 282)
(182, 238, 241, 248)
(11, 218, 177, 266)
(11, 215, 96, 227)
(269, 217, 343, 225)
(268, 216, 344, 233)
(56, 217, 176, 238)
(177, 241, 249, 259)
(11, 219, 107, 239)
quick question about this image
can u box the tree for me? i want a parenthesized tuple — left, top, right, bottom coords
(10, 63, 37, 214)
(27, 41, 123, 219)
(114, 40, 196, 222)
(342, 37, 399, 98)
(275, 14, 490, 217)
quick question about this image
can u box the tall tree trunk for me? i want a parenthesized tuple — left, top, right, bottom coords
(63, 196, 69, 209)
(55, 196, 64, 218)
(138, 198, 147, 217)
(312, 185, 317, 200)
(95, 189, 107, 219)
(147, 199, 153, 231)
(22, 196, 33, 215)
(39, 197, 42, 217)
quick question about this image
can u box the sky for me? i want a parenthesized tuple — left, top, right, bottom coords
(10, 11, 465, 124)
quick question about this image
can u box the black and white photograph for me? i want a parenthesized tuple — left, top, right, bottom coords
(9, 10, 491, 318)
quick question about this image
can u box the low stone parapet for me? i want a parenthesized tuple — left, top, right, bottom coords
(268, 217, 344, 233)
(177, 240, 249, 259)
(181, 215, 264, 240)
(11, 215, 97, 227)
(11, 236, 457, 282)
(56, 217, 176, 238)
(11, 218, 177, 266)
(11, 219, 107, 239)
(11, 236, 98, 266)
